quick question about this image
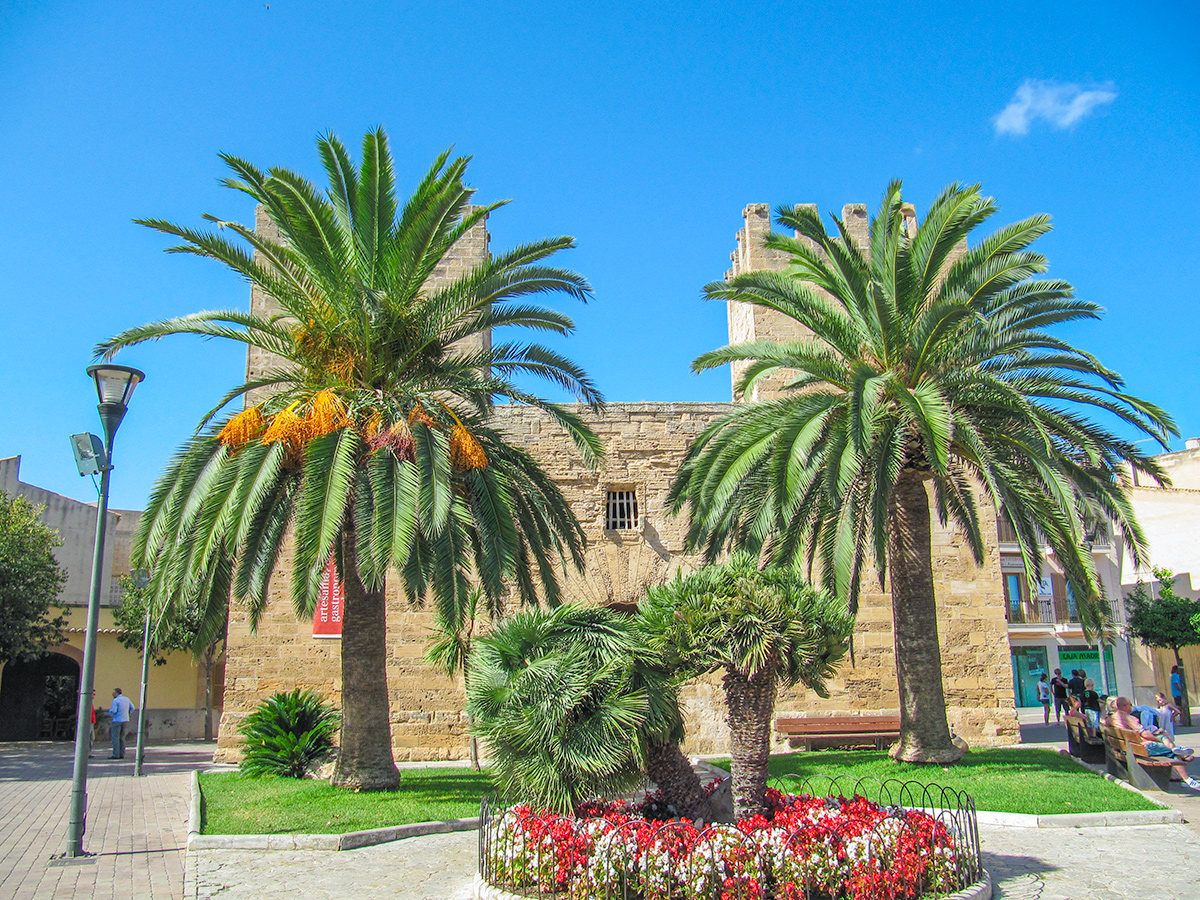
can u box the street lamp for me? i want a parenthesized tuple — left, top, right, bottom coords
(64, 364, 145, 858)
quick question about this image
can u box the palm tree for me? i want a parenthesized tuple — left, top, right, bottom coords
(670, 183, 1175, 762)
(96, 128, 603, 790)
(466, 604, 650, 814)
(637, 555, 852, 819)
(467, 603, 717, 818)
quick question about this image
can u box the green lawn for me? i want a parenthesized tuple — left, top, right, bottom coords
(708, 748, 1161, 815)
(200, 768, 493, 835)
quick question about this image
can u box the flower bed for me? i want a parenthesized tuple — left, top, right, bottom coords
(480, 784, 980, 900)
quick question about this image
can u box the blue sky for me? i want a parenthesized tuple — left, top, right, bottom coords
(1, 1, 1197, 510)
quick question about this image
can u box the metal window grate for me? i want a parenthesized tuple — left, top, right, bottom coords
(605, 490, 638, 530)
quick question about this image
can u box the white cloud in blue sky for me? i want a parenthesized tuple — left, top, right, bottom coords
(994, 80, 1117, 136)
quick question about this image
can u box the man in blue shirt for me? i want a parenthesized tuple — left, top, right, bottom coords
(107, 688, 135, 759)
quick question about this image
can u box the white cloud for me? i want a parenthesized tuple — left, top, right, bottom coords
(994, 79, 1117, 136)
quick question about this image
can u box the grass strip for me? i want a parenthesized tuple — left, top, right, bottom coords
(200, 767, 494, 835)
(708, 747, 1160, 815)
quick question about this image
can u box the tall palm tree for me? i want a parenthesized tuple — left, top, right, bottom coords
(670, 183, 1175, 763)
(637, 555, 852, 819)
(96, 128, 603, 790)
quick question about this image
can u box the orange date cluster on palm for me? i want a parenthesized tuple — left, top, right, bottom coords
(217, 390, 487, 471)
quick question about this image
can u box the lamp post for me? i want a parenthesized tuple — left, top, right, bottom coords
(133, 569, 151, 777)
(65, 364, 145, 858)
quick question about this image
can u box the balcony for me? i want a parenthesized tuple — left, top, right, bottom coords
(1005, 595, 1080, 626)
(996, 514, 1112, 551)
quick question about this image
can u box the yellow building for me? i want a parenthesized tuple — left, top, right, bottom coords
(0, 455, 222, 742)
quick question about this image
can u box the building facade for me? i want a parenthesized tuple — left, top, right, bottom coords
(213, 202, 1024, 762)
(0, 455, 221, 741)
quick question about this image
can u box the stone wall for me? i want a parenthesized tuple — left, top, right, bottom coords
(216, 399, 1018, 760)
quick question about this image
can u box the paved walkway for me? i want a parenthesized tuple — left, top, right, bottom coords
(191, 831, 478, 900)
(9, 733, 1200, 899)
(188, 820, 1200, 900)
(0, 741, 214, 900)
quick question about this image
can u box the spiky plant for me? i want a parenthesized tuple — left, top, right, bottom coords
(238, 689, 339, 778)
(637, 554, 852, 820)
(98, 128, 603, 790)
(670, 182, 1175, 763)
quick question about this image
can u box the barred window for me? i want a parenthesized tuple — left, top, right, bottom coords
(605, 490, 639, 531)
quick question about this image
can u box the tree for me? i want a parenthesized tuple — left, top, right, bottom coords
(670, 183, 1175, 763)
(112, 573, 227, 740)
(97, 128, 602, 790)
(0, 491, 68, 664)
(466, 603, 713, 818)
(1128, 568, 1199, 726)
(466, 604, 649, 813)
(637, 555, 852, 819)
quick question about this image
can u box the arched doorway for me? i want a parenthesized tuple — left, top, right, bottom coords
(0, 653, 81, 741)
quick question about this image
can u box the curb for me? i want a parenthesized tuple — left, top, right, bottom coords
(975, 808, 1183, 828)
(473, 870, 993, 900)
(185, 773, 478, 852)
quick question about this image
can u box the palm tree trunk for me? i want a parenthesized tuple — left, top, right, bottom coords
(722, 665, 777, 820)
(887, 469, 963, 763)
(202, 644, 216, 742)
(646, 739, 713, 821)
(331, 525, 401, 790)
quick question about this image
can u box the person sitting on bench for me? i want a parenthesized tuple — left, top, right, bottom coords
(1112, 697, 1200, 790)
(1081, 679, 1103, 730)
(1156, 692, 1182, 741)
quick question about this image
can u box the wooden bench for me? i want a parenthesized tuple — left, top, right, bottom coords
(1064, 714, 1105, 765)
(776, 715, 901, 751)
(1099, 724, 1174, 791)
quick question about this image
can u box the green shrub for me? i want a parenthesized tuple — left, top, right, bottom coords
(238, 689, 339, 778)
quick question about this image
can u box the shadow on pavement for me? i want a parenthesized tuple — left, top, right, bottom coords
(0, 741, 217, 781)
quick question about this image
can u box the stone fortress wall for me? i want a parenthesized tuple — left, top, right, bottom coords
(215, 201, 1020, 762)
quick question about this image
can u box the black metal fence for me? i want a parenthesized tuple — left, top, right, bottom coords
(478, 775, 981, 899)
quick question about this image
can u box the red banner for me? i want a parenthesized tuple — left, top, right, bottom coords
(312, 556, 344, 639)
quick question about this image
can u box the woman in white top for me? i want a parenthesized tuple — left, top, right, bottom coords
(1037, 674, 1051, 724)
(1156, 692, 1181, 740)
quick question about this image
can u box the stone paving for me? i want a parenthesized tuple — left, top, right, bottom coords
(191, 831, 479, 900)
(8, 731, 1200, 900)
(187, 820, 1200, 900)
(0, 741, 213, 900)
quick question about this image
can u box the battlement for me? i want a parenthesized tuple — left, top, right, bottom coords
(245, 203, 491, 403)
(724, 200, 930, 400)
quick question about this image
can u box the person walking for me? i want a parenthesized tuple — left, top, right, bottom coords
(1036, 674, 1052, 724)
(107, 688, 135, 760)
(1050, 668, 1070, 723)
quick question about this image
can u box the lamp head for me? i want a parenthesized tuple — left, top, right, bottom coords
(85, 364, 145, 448)
(86, 364, 145, 407)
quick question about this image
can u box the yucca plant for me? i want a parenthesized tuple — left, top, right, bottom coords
(238, 689, 339, 778)
(670, 182, 1175, 763)
(637, 555, 853, 819)
(97, 128, 602, 790)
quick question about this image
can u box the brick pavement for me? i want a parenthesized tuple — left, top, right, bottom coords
(0, 741, 214, 900)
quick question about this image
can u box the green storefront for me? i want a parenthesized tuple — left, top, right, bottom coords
(1011, 644, 1118, 707)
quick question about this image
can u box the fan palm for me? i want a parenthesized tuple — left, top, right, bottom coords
(467, 603, 714, 817)
(670, 182, 1175, 762)
(466, 604, 649, 813)
(637, 555, 852, 819)
(96, 128, 603, 789)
